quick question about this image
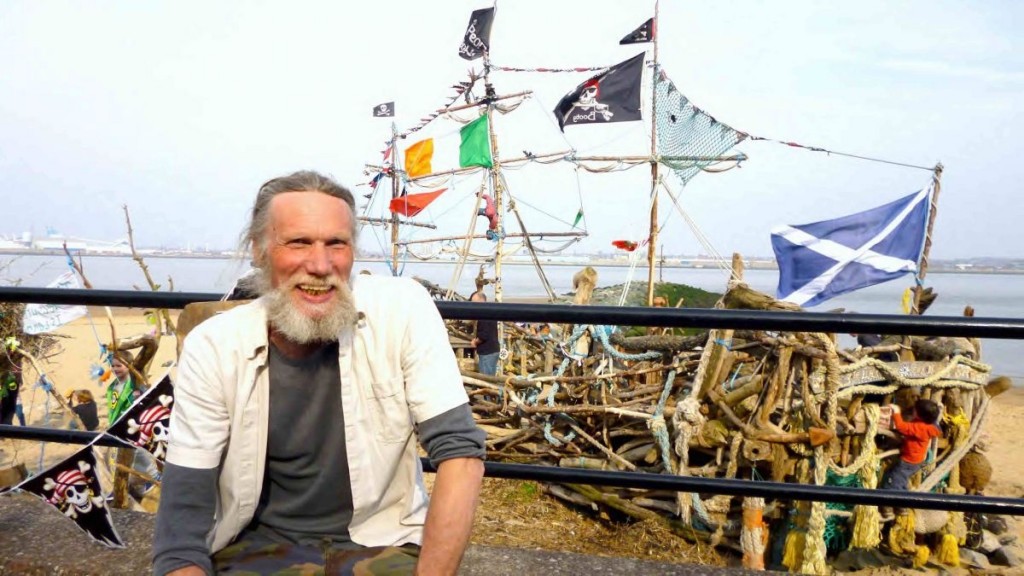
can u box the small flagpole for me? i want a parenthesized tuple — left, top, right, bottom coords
(645, 0, 660, 307)
(389, 122, 401, 276)
(910, 163, 943, 315)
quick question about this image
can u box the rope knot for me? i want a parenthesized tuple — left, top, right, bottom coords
(648, 414, 667, 435)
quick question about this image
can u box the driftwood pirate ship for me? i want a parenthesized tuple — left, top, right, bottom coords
(448, 260, 1004, 572)
(364, 3, 1006, 572)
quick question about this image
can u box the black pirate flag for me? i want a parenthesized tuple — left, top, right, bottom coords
(372, 101, 395, 117)
(17, 445, 124, 547)
(107, 373, 174, 462)
(619, 18, 655, 45)
(553, 52, 645, 131)
(457, 7, 495, 61)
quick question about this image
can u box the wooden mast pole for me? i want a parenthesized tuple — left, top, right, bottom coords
(645, 0, 660, 307)
(389, 123, 401, 275)
(483, 55, 505, 304)
(911, 163, 943, 315)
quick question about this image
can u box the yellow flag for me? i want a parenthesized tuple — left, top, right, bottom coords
(901, 287, 913, 314)
(404, 138, 434, 178)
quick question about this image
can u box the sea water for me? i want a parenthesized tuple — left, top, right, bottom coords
(4, 254, 1021, 383)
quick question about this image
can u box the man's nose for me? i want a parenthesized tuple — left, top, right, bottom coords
(305, 243, 331, 276)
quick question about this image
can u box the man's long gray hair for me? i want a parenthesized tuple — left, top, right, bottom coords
(240, 170, 358, 266)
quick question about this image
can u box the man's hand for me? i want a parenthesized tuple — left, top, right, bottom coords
(167, 566, 206, 576)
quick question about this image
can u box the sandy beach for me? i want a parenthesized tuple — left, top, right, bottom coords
(2, 310, 1022, 572)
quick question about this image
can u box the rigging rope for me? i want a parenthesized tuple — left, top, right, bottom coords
(444, 176, 489, 300)
(744, 135, 936, 172)
(492, 64, 609, 73)
(658, 178, 734, 276)
(501, 173, 557, 302)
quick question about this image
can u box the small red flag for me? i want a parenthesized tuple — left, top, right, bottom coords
(389, 189, 446, 217)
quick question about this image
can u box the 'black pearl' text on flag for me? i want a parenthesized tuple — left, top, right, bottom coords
(458, 7, 495, 61)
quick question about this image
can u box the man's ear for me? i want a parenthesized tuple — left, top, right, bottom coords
(251, 241, 266, 268)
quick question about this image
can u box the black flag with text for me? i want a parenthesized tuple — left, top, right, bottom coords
(372, 102, 395, 117)
(457, 7, 495, 60)
(620, 18, 654, 44)
(553, 53, 645, 131)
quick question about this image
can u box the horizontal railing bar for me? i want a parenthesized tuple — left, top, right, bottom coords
(2, 286, 1024, 339)
(3, 425, 1022, 515)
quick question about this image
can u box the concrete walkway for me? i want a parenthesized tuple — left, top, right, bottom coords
(0, 493, 775, 575)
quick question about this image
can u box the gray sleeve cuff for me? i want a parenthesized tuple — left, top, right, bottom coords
(417, 403, 487, 467)
(152, 462, 218, 575)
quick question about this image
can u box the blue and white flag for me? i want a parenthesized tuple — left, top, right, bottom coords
(771, 186, 932, 307)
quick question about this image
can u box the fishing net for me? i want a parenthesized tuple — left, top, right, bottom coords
(654, 70, 746, 187)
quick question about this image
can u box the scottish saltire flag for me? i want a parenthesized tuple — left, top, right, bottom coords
(772, 186, 931, 307)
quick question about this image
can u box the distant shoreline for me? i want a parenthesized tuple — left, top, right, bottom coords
(1, 249, 1022, 275)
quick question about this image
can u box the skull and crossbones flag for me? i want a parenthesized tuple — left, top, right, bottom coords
(17, 445, 124, 547)
(106, 373, 174, 462)
(372, 101, 395, 117)
(553, 52, 646, 131)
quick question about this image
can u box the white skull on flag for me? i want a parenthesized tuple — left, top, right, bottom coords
(127, 394, 173, 459)
(41, 460, 104, 519)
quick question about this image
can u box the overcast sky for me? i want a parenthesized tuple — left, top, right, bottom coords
(1, 1, 1021, 260)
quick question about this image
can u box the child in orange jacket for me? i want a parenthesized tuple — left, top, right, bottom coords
(883, 398, 942, 492)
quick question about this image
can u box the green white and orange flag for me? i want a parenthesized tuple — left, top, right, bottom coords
(401, 114, 493, 177)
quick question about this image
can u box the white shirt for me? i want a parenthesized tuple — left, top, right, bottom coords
(166, 275, 468, 553)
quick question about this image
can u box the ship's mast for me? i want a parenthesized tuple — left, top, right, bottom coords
(483, 55, 505, 304)
(645, 0, 660, 307)
(911, 163, 943, 315)
(389, 122, 401, 275)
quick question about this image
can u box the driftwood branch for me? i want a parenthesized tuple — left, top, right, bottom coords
(122, 204, 176, 334)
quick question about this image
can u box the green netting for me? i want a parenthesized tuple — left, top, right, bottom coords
(654, 70, 747, 187)
(823, 470, 863, 553)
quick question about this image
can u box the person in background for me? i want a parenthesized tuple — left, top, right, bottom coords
(154, 170, 485, 576)
(106, 352, 137, 425)
(879, 398, 942, 519)
(69, 389, 100, 431)
(855, 333, 899, 362)
(14, 393, 25, 426)
(470, 291, 499, 376)
(0, 353, 21, 426)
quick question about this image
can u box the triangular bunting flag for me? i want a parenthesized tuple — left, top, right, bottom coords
(554, 53, 645, 131)
(17, 444, 124, 547)
(458, 7, 495, 60)
(572, 209, 584, 229)
(619, 18, 654, 44)
(772, 186, 931, 307)
(106, 373, 174, 461)
(404, 139, 434, 178)
(389, 189, 447, 217)
(459, 115, 493, 168)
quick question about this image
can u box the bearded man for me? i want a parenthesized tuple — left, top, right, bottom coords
(153, 171, 486, 575)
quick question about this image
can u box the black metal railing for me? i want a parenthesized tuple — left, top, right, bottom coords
(2, 286, 1023, 517)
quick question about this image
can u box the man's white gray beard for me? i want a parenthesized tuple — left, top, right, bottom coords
(253, 269, 358, 344)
